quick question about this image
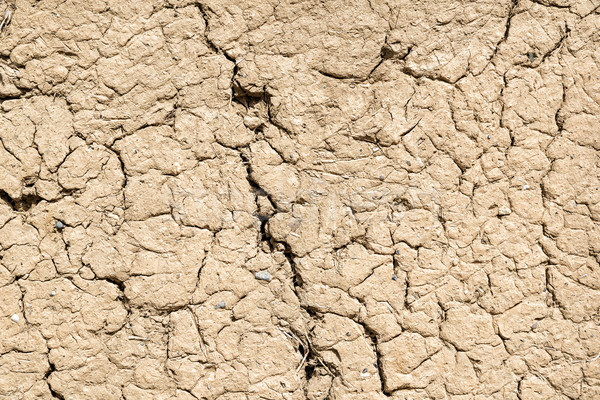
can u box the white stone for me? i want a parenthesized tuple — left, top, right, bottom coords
(498, 206, 511, 216)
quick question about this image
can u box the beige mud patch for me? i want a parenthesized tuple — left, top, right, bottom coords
(1, 0, 600, 399)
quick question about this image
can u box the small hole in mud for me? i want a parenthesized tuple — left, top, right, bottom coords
(305, 362, 315, 380)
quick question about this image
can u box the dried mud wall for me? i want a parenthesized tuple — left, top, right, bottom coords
(0, 0, 600, 399)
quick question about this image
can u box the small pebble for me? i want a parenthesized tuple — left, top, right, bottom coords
(50, 290, 56, 297)
(55, 220, 64, 230)
(392, 274, 398, 281)
(362, 368, 368, 374)
(214, 301, 226, 309)
(406, 160, 411, 166)
(522, 184, 530, 190)
(255, 270, 271, 282)
(10, 314, 19, 323)
(498, 206, 511, 216)
(346, 332, 351, 336)
(532, 322, 538, 329)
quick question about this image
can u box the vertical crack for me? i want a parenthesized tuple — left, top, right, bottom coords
(362, 325, 390, 396)
(554, 75, 567, 134)
(488, 0, 519, 65)
(45, 359, 65, 400)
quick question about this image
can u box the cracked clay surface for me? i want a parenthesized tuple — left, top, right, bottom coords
(0, 0, 600, 399)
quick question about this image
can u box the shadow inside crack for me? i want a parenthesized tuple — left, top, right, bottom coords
(0, 190, 43, 212)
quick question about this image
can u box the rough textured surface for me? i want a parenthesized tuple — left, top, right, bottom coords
(0, 0, 600, 399)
